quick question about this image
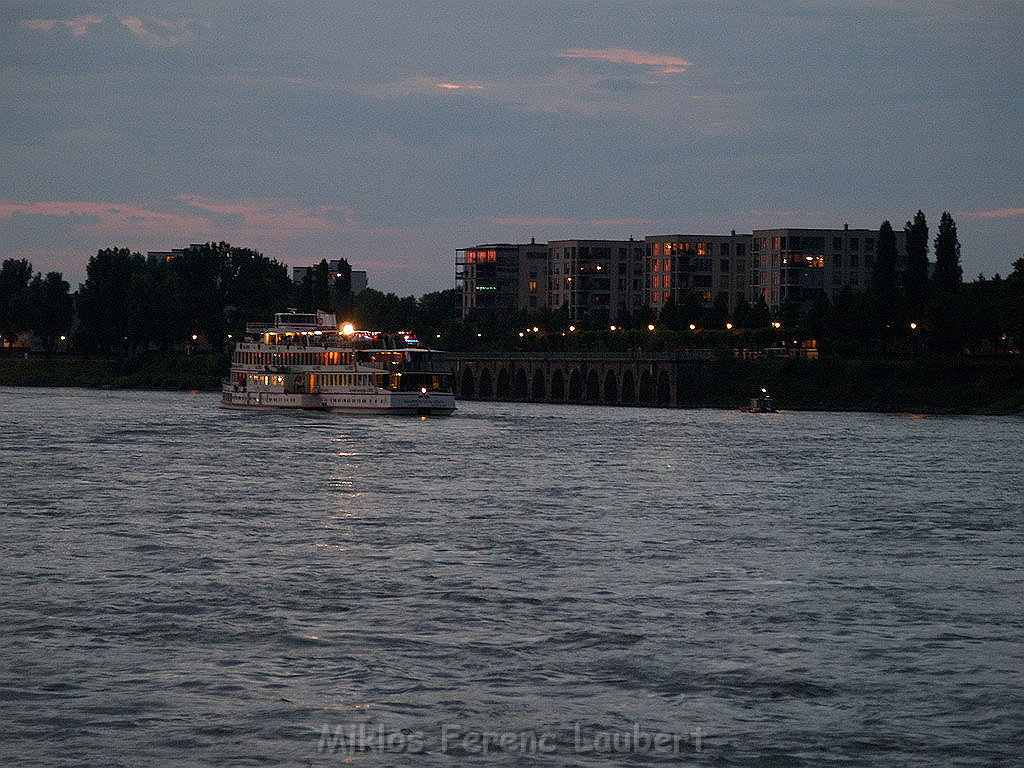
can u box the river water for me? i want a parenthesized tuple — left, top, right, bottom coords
(1, 387, 1022, 766)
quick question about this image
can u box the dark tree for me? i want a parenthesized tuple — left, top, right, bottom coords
(870, 220, 901, 343)
(0, 258, 33, 348)
(731, 295, 751, 328)
(174, 242, 235, 346)
(658, 296, 684, 331)
(702, 292, 730, 330)
(76, 248, 146, 353)
(224, 247, 293, 332)
(747, 296, 771, 329)
(28, 272, 73, 353)
(805, 290, 832, 339)
(417, 289, 461, 335)
(903, 210, 929, 322)
(778, 298, 801, 330)
(332, 258, 353, 317)
(932, 211, 962, 293)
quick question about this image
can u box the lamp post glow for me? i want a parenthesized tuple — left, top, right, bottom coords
(725, 323, 733, 330)
(647, 324, 656, 331)
(689, 323, 697, 331)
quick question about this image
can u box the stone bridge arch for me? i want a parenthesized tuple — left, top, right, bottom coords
(513, 368, 529, 400)
(478, 367, 493, 399)
(604, 370, 618, 403)
(496, 367, 511, 399)
(585, 369, 601, 402)
(550, 369, 565, 401)
(568, 368, 584, 402)
(460, 367, 475, 399)
(531, 369, 546, 401)
(621, 369, 635, 404)
(657, 370, 672, 406)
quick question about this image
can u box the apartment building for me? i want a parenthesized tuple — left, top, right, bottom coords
(547, 239, 645, 322)
(644, 232, 751, 314)
(458, 222, 910, 320)
(750, 226, 907, 311)
(456, 241, 549, 318)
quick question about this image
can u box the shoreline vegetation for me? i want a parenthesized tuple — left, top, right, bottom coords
(2, 353, 1021, 415)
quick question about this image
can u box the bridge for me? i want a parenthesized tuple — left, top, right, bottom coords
(449, 351, 714, 407)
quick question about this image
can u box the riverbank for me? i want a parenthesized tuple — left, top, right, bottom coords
(1, 353, 1022, 414)
(0, 353, 228, 391)
(674, 356, 1024, 414)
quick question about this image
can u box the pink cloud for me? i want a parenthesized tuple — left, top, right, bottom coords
(965, 207, 1024, 219)
(21, 16, 104, 37)
(0, 200, 210, 238)
(559, 48, 692, 74)
(119, 17, 202, 46)
(174, 195, 347, 235)
(22, 14, 202, 45)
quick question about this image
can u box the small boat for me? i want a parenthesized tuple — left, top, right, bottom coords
(740, 388, 777, 413)
(221, 310, 456, 415)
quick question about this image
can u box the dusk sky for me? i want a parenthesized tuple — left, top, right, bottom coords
(2, 1, 1022, 296)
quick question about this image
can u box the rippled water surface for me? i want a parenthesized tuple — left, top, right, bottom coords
(2, 387, 1022, 766)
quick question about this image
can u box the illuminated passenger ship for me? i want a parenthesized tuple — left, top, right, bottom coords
(222, 310, 456, 415)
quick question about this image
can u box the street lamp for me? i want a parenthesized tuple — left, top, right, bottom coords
(647, 324, 656, 331)
(725, 322, 734, 330)
(689, 323, 697, 331)
(909, 322, 918, 331)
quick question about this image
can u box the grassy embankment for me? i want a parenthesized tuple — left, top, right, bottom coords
(1, 352, 1021, 414)
(676, 355, 1024, 414)
(0, 353, 228, 391)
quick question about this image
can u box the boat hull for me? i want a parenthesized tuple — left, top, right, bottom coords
(220, 388, 456, 415)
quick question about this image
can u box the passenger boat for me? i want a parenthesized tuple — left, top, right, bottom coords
(221, 310, 456, 415)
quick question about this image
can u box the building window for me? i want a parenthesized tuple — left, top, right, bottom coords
(528, 280, 538, 292)
(833, 254, 842, 268)
(720, 259, 730, 273)
(865, 238, 874, 251)
(849, 238, 859, 250)
(850, 254, 859, 268)
(720, 242, 730, 256)
(833, 237, 842, 250)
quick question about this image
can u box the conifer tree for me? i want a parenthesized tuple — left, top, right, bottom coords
(903, 210, 929, 321)
(871, 220, 900, 341)
(932, 211, 962, 293)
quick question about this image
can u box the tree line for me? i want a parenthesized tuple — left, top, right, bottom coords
(0, 242, 461, 355)
(1, 212, 1021, 358)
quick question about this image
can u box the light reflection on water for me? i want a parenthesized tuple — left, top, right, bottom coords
(1, 387, 1022, 766)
